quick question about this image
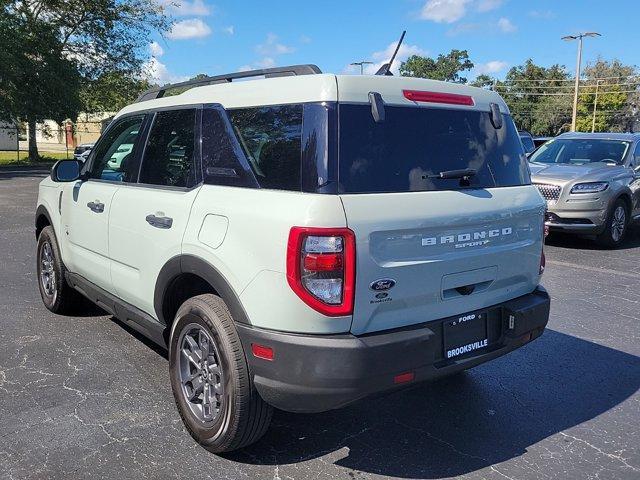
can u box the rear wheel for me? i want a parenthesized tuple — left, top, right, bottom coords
(169, 294, 273, 453)
(597, 199, 628, 248)
(36, 226, 82, 314)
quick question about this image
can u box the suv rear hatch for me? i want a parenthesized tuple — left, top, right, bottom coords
(337, 102, 545, 335)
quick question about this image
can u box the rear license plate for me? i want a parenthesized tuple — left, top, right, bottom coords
(443, 312, 489, 359)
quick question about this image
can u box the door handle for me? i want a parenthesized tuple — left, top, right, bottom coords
(87, 201, 105, 213)
(146, 214, 173, 229)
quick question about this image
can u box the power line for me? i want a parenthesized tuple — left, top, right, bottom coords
(498, 89, 640, 96)
(499, 74, 640, 83)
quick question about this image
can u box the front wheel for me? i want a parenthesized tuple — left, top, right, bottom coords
(36, 226, 83, 314)
(169, 294, 273, 453)
(597, 199, 628, 248)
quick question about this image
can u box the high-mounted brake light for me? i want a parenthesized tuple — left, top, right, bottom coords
(287, 227, 356, 316)
(403, 90, 475, 106)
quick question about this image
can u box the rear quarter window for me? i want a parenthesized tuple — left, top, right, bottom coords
(228, 105, 303, 190)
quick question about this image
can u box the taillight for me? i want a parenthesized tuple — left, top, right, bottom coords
(403, 89, 475, 106)
(286, 227, 356, 316)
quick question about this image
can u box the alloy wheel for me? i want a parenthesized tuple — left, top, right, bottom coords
(611, 206, 626, 243)
(178, 324, 224, 424)
(40, 242, 57, 298)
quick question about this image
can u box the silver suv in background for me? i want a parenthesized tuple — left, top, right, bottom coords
(529, 132, 640, 247)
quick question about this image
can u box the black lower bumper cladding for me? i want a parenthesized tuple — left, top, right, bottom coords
(237, 287, 550, 413)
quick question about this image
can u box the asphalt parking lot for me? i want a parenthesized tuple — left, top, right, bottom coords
(1, 170, 639, 480)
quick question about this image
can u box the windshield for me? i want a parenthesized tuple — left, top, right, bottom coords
(338, 104, 530, 193)
(529, 138, 630, 165)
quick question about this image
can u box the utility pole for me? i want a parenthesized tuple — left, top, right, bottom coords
(350, 61, 374, 75)
(562, 32, 601, 132)
(591, 79, 603, 133)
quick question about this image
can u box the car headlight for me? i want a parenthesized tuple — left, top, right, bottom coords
(570, 182, 608, 194)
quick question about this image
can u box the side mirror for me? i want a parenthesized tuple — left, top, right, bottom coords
(51, 159, 82, 182)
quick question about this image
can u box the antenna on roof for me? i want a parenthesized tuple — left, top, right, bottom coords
(375, 30, 406, 76)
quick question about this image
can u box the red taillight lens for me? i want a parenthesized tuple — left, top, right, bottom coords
(287, 227, 356, 316)
(403, 89, 475, 106)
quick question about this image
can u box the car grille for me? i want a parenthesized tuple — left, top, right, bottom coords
(534, 183, 561, 204)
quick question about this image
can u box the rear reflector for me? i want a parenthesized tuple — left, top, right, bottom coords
(393, 372, 415, 384)
(251, 343, 274, 361)
(403, 90, 475, 106)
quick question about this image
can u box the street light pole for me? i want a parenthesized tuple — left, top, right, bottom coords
(350, 61, 374, 75)
(562, 32, 601, 132)
(591, 79, 602, 133)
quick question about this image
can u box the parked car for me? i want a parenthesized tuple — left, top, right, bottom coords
(519, 130, 536, 154)
(35, 64, 550, 453)
(533, 136, 552, 149)
(529, 132, 640, 246)
(73, 143, 94, 161)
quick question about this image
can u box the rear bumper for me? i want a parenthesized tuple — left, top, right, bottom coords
(237, 286, 550, 413)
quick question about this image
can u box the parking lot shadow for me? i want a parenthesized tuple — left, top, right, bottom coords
(546, 224, 640, 250)
(227, 329, 640, 478)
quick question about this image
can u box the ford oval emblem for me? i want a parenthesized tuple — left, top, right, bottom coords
(369, 278, 396, 291)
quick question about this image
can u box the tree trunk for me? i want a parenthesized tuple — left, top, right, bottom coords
(27, 118, 39, 161)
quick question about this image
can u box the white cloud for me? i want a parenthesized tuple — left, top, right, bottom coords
(446, 22, 480, 36)
(159, 0, 211, 16)
(343, 42, 426, 76)
(497, 17, 516, 33)
(167, 18, 212, 40)
(300, 35, 312, 44)
(476, 0, 503, 12)
(149, 41, 164, 57)
(419, 0, 470, 23)
(256, 33, 294, 56)
(143, 57, 188, 85)
(222, 25, 234, 35)
(474, 60, 508, 75)
(238, 57, 277, 72)
(528, 10, 555, 19)
(255, 57, 276, 69)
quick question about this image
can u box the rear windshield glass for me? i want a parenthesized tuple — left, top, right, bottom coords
(338, 105, 530, 193)
(529, 138, 630, 165)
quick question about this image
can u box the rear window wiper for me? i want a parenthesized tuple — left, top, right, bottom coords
(425, 168, 477, 180)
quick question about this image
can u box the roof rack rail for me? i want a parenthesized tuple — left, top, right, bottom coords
(135, 64, 322, 103)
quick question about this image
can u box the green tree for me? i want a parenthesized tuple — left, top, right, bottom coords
(400, 50, 474, 83)
(576, 58, 639, 132)
(496, 59, 572, 136)
(80, 72, 152, 115)
(470, 74, 495, 89)
(2, 0, 169, 159)
(0, 8, 82, 158)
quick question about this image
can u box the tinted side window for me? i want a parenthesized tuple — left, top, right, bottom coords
(633, 142, 640, 169)
(202, 108, 258, 188)
(89, 116, 144, 182)
(139, 109, 197, 188)
(228, 105, 303, 190)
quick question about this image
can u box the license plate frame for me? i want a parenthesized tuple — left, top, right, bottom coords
(443, 311, 489, 360)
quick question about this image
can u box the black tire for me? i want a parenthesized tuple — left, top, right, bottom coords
(597, 199, 629, 248)
(169, 294, 273, 453)
(36, 226, 83, 314)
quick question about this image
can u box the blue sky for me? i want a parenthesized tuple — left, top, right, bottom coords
(147, 0, 640, 84)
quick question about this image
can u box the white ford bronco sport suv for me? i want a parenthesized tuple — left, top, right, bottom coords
(35, 64, 550, 453)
